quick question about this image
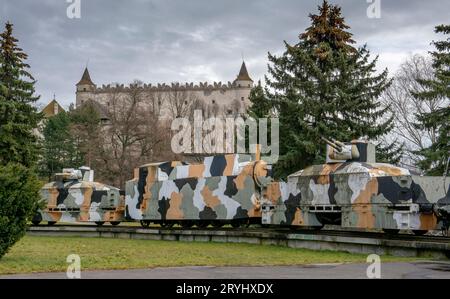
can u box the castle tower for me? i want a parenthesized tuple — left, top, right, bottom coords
(233, 61, 254, 114)
(76, 67, 96, 107)
(234, 61, 253, 88)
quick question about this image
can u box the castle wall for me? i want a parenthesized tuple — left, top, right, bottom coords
(76, 81, 253, 118)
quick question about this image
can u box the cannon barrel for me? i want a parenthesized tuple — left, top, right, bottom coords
(321, 137, 343, 152)
(332, 138, 346, 149)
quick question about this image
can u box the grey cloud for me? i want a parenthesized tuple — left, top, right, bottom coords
(0, 0, 448, 107)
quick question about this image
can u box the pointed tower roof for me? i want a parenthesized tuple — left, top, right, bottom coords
(76, 67, 95, 86)
(236, 61, 253, 82)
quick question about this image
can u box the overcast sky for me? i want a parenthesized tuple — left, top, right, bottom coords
(1, 0, 449, 108)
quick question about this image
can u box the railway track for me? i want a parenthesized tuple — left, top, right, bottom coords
(27, 224, 450, 259)
(29, 223, 450, 241)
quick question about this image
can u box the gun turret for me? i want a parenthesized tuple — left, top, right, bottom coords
(55, 167, 94, 182)
(321, 137, 367, 163)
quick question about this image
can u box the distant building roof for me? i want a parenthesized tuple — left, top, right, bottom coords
(235, 61, 253, 82)
(76, 67, 95, 86)
(41, 99, 65, 118)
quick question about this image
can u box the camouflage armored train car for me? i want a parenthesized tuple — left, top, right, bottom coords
(33, 167, 124, 226)
(125, 154, 271, 228)
(261, 138, 450, 235)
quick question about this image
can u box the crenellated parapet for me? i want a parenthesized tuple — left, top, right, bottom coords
(93, 81, 250, 94)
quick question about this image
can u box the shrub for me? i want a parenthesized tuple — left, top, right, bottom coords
(0, 163, 41, 258)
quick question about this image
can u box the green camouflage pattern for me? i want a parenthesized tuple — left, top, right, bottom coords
(33, 167, 124, 224)
(33, 139, 449, 233)
(125, 154, 271, 223)
(261, 140, 450, 232)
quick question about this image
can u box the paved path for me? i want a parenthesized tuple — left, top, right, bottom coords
(1, 261, 450, 279)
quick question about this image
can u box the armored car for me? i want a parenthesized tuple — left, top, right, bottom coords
(261, 138, 450, 235)
(33, 167, 124, 226)
(125, 154, 271, 228)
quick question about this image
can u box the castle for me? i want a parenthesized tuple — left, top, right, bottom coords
(75, 61, 254, 118)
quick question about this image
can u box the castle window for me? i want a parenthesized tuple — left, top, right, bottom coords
(238, 84, 241, 87)
(83, 88, 86, 91)
(241, 97, 244, 101)
(158, 100, 162, 106)
(248, 84, 251, 87)
(184, 101, 188, 105)
(212, 100, 216, 104)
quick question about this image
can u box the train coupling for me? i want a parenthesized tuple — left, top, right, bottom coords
(434, 204, 450, 236)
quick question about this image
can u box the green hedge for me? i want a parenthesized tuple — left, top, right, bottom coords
(0, 163, 41, 258)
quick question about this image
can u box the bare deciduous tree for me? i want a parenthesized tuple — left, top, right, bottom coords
(165, 85, 203, 120)
(98, 81, 172, 187)
(382, 54, 449, 168)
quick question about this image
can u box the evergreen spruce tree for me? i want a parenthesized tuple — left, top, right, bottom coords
(264, 1, 393, 178)
(375, 140, 404, 165)
(0, 163, 40, 258)
(39, 111, 84, 180)
(248, 81, 272, 119)
(247, 81, 277, 160)
(0, 22, 41, 258)
(413, 24, 450, 176)
(0, 22, 41, 167)
(70, 102, 102, 168)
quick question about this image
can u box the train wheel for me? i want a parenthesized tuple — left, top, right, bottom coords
(242, 219, 251, 228)
(230, 220, 242, 228)
(181, 221, 194, 229)
(445, 251, 450, 259)
(140, 220, 151, 228)
(47, 221, 56, 226)
(196, 221, 210, 229)
(110, 221, 121, 226)
(95, 221, 105, 226)
(32, 221, 41, 226)
(160, 222, 174, 228)
(412, 230, 428, 236)
(383, 229, 400, 234)
(312, 225, 324, 231)
(211, 221, 224, 228)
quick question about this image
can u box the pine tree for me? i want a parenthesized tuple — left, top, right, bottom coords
(413, 25, 450, 176)
(375, 139, 404, 165)
(70, 102, 102, 168)
(248, 81, 272, 119)
(0, 22, 41, 167)
(0, 163, 40, 258)
(265, 1, 393, 178)
(0, 22, 41, 259)
(39, 111, 84, 180)
(247, 81, 277, 160)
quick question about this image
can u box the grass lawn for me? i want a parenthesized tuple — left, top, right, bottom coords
(0, 236, 418, 274)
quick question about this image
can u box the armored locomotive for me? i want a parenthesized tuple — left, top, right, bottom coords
(33, 167, 124, 226)
(261, 138, 450, 235)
